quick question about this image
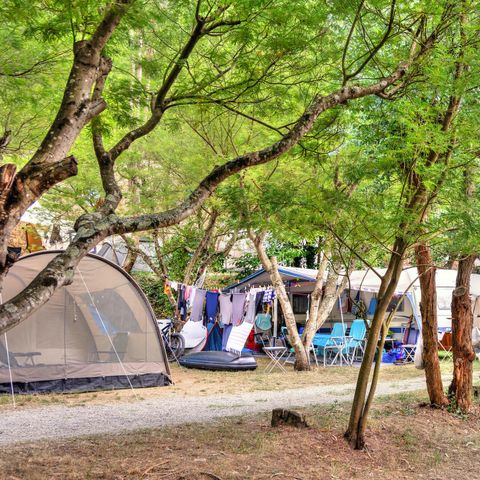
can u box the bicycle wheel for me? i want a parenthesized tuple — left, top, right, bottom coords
(167, 333, 185, 362)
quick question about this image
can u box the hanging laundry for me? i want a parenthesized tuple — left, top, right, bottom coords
(254, 291, 264, 315)
(170, 281, 178, 291)
(222, 324, 233, 350)
(164, 280, 172, 297)
(231, 293, 246, 326)
(190, 289, 207, 322)
(367, 297, 377, 316)
(205, 291, 219, 323)
(219, 293, 232, 325)
(187, 287, 197, 309)
(177, 284, 187, 321)
(185, 285, 192, 302)
(244, 291, 258, 324)
(340, 292, 350, 313)
(263, 289, 276, 304)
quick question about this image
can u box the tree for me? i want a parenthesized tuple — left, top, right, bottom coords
(0, 0, 434, 336)
(345, 3, 478, 448)
(121, 209, 240, 329)
(415, 243, 448, 407)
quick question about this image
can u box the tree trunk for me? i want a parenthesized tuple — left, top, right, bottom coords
(123, 250, 138, 273)
(345, 239, 405, 449)
(449, 254, 476, 412)
(415, 243, 448, 407)
(249, 232, 310, 371)
(183, 210, 218, 285)
(300, 254, 328, 350)
(302, 266, 349, 352)
(270, 256, 310, 371)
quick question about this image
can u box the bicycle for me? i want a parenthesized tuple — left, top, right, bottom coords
(158, 320, 185, 363)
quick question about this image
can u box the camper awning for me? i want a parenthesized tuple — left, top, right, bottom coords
(229, 266, 480, 297)
(227, 266, 322, 290)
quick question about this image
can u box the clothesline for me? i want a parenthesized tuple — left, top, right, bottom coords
(164, 279, 277, 328)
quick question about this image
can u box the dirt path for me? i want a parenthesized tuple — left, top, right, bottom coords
(0, 377, 430, 446)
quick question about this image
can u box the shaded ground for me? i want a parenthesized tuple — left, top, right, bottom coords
(1, 392, 479, 480)
(0, 359, 463, 410)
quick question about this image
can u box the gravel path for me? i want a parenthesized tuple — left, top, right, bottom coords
(0, 377, 429, 446)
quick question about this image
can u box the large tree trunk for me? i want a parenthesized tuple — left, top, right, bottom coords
(415, 243, 448, 407)
(449, 254, 476, 412)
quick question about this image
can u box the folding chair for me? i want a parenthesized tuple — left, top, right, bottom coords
(342, 319, 367, 364)
(313, 323, 347, 359)
(438, 331, 453, 363)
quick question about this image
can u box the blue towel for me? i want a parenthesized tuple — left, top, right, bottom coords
(205, 291, 219, 323)
(367, 297, 377, 316)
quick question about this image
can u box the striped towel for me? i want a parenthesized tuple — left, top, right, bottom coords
(225, 322, 254, 355)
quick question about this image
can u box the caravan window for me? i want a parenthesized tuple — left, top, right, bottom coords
(292, 294, 309, 314)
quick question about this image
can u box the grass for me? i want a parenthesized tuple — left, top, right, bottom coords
(1, 390, 480, 479)
(0, 358, 476, 410)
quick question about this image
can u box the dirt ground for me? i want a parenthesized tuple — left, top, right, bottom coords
(0, 358, 464, 410)
(1, 391, 479, 480)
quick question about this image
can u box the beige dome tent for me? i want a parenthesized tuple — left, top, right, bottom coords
(0, 251, 171, 393)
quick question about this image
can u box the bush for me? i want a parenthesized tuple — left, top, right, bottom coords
(131, 272, 174, 319)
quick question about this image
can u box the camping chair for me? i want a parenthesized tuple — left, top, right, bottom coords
(0, 341, 20, 368)
(342, 319, 367, 364)
(313, 323, 347, 358)
(438, 331, 453, 363)
(398, 323, 418, 364)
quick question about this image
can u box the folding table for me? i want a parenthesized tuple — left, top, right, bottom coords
(263, 346, 290, 373)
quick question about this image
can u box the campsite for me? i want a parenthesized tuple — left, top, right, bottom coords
(1, 0, 480, 478)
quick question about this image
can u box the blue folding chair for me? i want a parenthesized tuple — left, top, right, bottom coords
(313, 323, 347, 358)
(343, 319, 367, 364)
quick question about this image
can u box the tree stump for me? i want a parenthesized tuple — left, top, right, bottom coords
(271, 408, 309, 428)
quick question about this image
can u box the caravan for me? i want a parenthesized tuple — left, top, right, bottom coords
(228, 266, 480, 343)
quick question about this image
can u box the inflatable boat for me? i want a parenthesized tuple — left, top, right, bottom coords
(179, 351, 257, 371)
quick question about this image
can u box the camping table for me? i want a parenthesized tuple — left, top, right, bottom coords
(263, 346, 290, 373)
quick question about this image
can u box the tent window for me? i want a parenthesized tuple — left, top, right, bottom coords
(292, 294, 309, 314)
(81, 289, 141, 334)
